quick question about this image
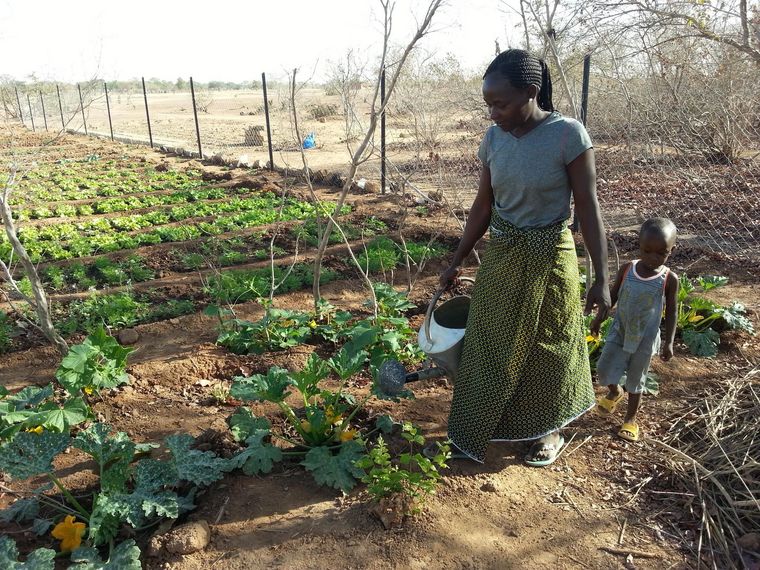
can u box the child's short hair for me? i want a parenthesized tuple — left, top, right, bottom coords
(640, 218, 677, 246)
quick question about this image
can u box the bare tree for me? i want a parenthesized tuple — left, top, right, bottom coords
(591, 0, 760, 66)
(310, 0, 446, 307)
(0, 80, 102, 355)
(1, 163, 68, 355)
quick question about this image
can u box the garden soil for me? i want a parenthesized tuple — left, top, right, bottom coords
(2, 133, 759, 569)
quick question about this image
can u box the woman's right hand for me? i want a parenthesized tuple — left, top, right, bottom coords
(439, 265, 462, 290)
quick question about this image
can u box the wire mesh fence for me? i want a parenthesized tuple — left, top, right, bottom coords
(3, 47, 759, 268)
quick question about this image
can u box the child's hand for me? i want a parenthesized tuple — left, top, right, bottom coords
(661, 343, 674, 361)
(589, 315, 602, 337)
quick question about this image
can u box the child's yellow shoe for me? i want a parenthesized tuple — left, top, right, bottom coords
(618, 422, 640, 442)
(595, 393, 624, 416)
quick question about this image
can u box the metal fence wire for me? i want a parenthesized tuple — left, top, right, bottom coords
(4, 47, 759, 268)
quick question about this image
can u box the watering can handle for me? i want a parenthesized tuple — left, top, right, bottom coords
(424, 276, 475, 344)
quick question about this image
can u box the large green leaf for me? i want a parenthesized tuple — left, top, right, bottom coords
(687, 296, 719, 312)
(33, 397, 91, 434)
(0, 432, 70, 480)
(55, 327, 132, 395)
(342, 322, 380, 355)
(70, 539, 141, 570)
(133, 458, 178, 491)
(0, 536, 55, 570)
(229, 429, 282, 475)
(0, 498, 39, 523)
(6, 385, 54, 410)
(291, 353, 330, 399)
(697, 275, 728, 291)
(228, 407, 271, 443)
(327, 346, 367, 380)
(375, 414, 396, 435)
(87, 495, 122, 546)
(229, 367, 292, 403)
(73, 424, 135, 492)
(683, 328, 720, 357)
(87, 326, 133, 369)
(96, 488, 179, 530)
(720, 303, 755, 334)
(165, 434, 230, 486)
(56, 344, 99, 392)
(302, 441, 366, 492)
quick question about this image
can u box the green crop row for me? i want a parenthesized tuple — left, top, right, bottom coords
(17, 161, 206, 203)
(2, 198, 350, 262)
(14, 186, 242, 221)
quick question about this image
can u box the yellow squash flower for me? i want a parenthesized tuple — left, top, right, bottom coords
(83, 386, 94, 395)
(339, 429, 357, 442)
(25, 425, 44, 435)
(308, 320, 318, 329)
(585, 335, 597, 342)
(325, 406, 343, 425)
(51, 515, 86, 553)
(688, 315, 705, 323)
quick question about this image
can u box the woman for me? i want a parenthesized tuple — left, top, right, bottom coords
(440, 49, 610, 466)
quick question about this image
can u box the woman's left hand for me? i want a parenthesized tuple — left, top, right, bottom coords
(584, 280, 611, 321)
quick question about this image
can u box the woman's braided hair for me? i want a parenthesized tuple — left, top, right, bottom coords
(483, 49, 554, 112)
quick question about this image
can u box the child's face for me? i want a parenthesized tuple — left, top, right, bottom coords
(639, 233, 672, 271)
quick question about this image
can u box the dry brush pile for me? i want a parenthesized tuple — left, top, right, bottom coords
(652, 367, 760, 569)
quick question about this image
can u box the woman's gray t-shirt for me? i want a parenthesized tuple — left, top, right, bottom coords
(478, 111, 593, 229)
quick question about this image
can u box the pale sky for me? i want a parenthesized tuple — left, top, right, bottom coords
(0, 0, 517, 84)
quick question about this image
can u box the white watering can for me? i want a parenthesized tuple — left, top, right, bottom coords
(377, 277, 474, 396)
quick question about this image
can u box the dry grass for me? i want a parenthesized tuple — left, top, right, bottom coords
(650, 366, 760, 569)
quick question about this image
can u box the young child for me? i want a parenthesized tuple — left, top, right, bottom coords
(591, 218, 679, 442)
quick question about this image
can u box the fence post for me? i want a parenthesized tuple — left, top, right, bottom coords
(580, 53, 591, 126)
(141, 77, 153, 148)
(261, 72, 274, 170)
(56, 85, 65, 130)
(380, 67, 386, 194)
(14, 86, 23, 124)
(189, 77, 203, 158)
(104, 82, 114, 141)
(39, 91, 49, 132)
(26, 94, 35, 132)
(77, 84, 88, 135)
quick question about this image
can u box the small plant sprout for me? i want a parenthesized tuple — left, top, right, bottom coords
(210, 382, 231, 404)
(356, 422, 449, 527)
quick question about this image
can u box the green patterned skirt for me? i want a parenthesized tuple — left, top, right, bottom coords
(447, 211, 595, 462)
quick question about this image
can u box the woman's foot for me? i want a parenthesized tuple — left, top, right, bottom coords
(524, 432, 565, 467)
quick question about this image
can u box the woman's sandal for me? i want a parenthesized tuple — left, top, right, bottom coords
(596, 392, 624, 416)
(524, 435, 565, 467)
(618, 422, 640, 442)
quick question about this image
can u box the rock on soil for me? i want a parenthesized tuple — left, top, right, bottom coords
(118, 329, 139, 345)
(368, 494, 414, 530)
(163, 520, 211, 555)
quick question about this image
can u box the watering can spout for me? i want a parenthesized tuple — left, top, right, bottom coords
(377, 360, 447, 396)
